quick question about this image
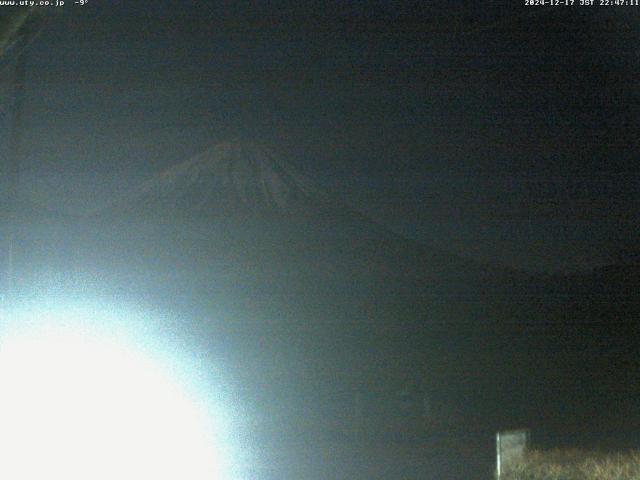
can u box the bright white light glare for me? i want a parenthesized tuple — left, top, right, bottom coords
(0, 305, 232, 480)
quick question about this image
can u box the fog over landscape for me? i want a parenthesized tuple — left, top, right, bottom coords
(1, 2, 640, 479)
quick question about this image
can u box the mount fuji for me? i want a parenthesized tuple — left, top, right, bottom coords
(89, 141, 501, 296)
(103, 141, 332, 218)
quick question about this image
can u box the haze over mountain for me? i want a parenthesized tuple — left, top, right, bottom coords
(78, 141, 503, 296)
(5, 141, 640, 437)
(104, 142, 332, 218)
(3, 5, 640, 477)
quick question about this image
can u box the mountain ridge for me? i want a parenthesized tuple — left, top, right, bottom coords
(99, 141, 335, 219)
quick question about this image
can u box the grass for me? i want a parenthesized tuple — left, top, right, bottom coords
(500, 448, 640, 480)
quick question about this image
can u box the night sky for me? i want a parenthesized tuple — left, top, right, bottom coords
(2, 1, 639, 272)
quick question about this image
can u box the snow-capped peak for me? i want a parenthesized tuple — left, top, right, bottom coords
(109, 141, 330, 217)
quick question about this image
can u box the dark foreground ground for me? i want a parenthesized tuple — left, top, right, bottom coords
(227, 431, 495, 480)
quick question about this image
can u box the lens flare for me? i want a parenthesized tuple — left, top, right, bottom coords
(0, 303, 233, 480)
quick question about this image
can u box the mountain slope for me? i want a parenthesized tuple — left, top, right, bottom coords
(102, 141, 332, 218)
(89, 141, 507, 295)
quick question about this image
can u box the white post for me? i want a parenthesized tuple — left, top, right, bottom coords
(496, 431, 501, 479)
